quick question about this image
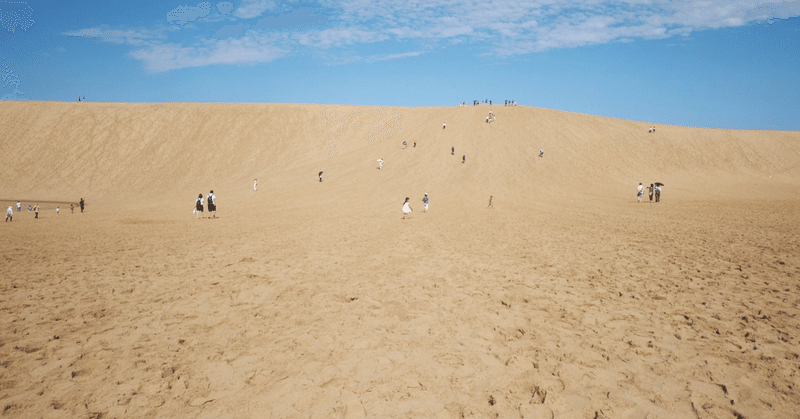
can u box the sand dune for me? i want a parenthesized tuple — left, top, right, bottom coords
(1, 101, 799, 418)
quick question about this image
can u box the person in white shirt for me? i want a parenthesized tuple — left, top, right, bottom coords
(377, 158, 383, 170)
(443, 122, 446, 129)
(5, 206, 12, 222)
(16, 201, 21, 212)
(402, 197, 412, 219)
(56, 207, 60, 215)
(637, 183, 644, 203)
(254, 179, 257, 191)
(195, 194, 204, 219)
(207, 190, 216, 218)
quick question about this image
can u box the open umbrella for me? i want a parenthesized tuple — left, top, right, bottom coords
(654, 182, 664, 187)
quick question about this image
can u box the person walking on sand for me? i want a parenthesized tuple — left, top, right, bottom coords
(16, 201, 21, 212)
(34, 204, 38, 219)
(487, 195, 493, 208)
(648, 184, 654, 203)
(655, 184, 662, 203)
(207, 190, 216, 218)
(443, 122, 446, 129)
(451, 147, 455, 155)
(422, 193, 429, 212)
(539, 149, 544, 158)
(71, 204, 74, 214)
(195, 194, 204, 219)
(254, 179, 257, 191)
(5, 206, 12, 222)
(319, 171, 323, 182)
(402, 197, 413, 219)
(462, 155, 466, 164)
(56, 207, 60, 216)
(377, 158, 383, 170)
(637, 183, 644, 203)
(80, 198, 84, 213)
(403, 141, 407, 149)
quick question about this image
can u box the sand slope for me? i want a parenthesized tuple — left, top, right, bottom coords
(1, 101, 799, 419)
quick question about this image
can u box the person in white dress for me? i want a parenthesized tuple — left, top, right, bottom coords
(402, 197, 413, 219)
(637, 183, 644, 203)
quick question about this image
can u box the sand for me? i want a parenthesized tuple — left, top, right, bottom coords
(1, 101, 799, 418)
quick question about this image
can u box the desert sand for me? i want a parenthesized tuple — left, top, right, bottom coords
(1, 101, 799, 419)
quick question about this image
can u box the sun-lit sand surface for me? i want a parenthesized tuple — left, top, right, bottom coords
(1, 101, 799, 418)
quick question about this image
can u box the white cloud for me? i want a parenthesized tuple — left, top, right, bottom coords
(234, 0, 276, 19)
(166, 2, 212, 26)
(129, 32, 287, 72)
(63, 25, 168, 46)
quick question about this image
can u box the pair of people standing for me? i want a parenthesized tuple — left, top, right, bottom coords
(195, 190, 217, 219)
(402, 193, 429, 219)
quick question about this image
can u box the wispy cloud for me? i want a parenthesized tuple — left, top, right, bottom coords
(0, 1, 34, 33)
(166, 2, 212, 26)
(63, 25, 171, 46)
(234, 0, 276, 19)
(129, 31, 287, 72)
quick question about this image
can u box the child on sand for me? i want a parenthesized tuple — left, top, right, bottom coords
(637, 183, 644, 203)
(5, 206, 12, 222)
(402, 197, 412, 219)
(195, 194, 204, 219)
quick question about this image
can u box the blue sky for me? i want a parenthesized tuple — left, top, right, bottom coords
(1, 0, 798, 130)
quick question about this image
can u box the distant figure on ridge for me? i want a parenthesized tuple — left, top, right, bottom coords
(637, 183, 644, 203)
(402, 197, 413, 219)
(195, 194, 204, 219)
(5, 206, 12, 222)
(254, 179, 258, 191)
(377, 158, 383, 170)
(207, 190, 216, 218)
(319, 171, 323, 182)
(422, 193, 429, 212)
(487, 195, 493, 209)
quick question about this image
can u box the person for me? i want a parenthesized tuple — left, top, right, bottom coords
(27, 205, 31, 211)
(207, 190, 216, 218)
(413, 142, 416, 148)
(16, 201, 21, 212)
(462, 155, 466, 164)
(648, 184, 654, 203)
(34, 204, 38, 219)
(539, 149, 544, 158)
(655, 185, 662, 203)
(5, 206, 12, 222)
(443, 122, 446, 129)
(254, 179, 258, 191)
(422, 193, 429, 212)
(402, 141, 407, 149)
(487, 195, 493, 209)
(402, 197, 413, 219)
(80, 198, 85, 213)
(377, 158, 383, 170)
(637, 183, 644, 203)
(319, 171, 323, 182)
(195, 194, 204, 219)
(505, 100, 508, 106)
(56, 207, 60, 215)
(486, 116, 489, 123)
(71, 204, 74, 214)
(451, 147, 455, 155)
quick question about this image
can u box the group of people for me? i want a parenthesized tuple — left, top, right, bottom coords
(648, 126, 657, 133)
(637, 183, 662, 203)
(504, 100, 516, 106)
(5, 198, 84, 222)
(402, 193, 429, 219)
(194, 191, 217, 219)
(485, 110, 496, 123)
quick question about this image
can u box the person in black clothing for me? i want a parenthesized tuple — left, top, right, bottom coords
(648, 184, 654, 203)
(80, 198, 85, 213)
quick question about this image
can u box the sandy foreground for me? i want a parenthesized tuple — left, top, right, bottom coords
(1, 102, 799, 419)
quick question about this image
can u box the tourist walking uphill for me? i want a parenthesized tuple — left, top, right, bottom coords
(207, 190, 216, 218)
(5, 206, 12, 222)
(195, 193, 204, 219)
(637, 183, 644, 203)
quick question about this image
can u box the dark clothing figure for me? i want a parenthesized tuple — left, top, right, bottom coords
(80, 198, 85, 213)
(451, 147, 454, 155)
(655, 187, 661, 203)
(648, 184, 654, 202)
(462, 155, 466, 164)
(319, 171, 323, 182)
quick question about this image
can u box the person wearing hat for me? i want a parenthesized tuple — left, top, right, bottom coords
(422, 193, 429, 212)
